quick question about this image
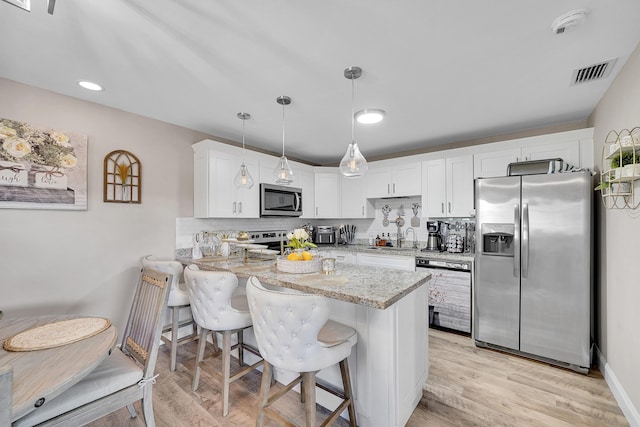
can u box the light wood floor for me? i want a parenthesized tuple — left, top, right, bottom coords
(86, 329, 628, 426)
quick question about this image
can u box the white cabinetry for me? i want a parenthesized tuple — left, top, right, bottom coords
(321, 250, 355, 264)
(193, 140, 259, 218)
(366, 162, 421, 198)
(473, 147, 521, 179)
(355, 253, 415, 271)
(473, 129, 591, 179)
(341, 175, 374, 218)
(422, 155, 474, 218)
(297, 168, 315, 218)
(314, 168, 340, 218)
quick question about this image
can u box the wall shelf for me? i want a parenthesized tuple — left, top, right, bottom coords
(599, 128, 640, 209)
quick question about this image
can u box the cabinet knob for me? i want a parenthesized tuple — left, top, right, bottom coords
(393, 183, 396, 194)
(441, 202, 444, 214)
(238, 202, 242, 214)
(232, 202, 237, 213)
(448, 202, 451, 213)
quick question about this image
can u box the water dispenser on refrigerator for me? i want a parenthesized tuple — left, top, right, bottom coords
(481, 223, 514, 257)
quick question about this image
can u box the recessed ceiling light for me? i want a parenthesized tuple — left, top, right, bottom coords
(355, 109, 386, 124)
(77, 81, 104, 91)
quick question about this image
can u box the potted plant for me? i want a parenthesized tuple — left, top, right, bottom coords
(594, 180, 610, 194)
(610, 151, 636, 179)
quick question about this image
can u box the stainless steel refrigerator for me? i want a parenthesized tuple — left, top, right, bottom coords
(474, 171, 592, 372)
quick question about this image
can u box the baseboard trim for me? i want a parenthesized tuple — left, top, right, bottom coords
(595, 345, 640, 427)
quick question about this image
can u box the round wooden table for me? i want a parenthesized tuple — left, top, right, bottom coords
(0, 315, 117, 422)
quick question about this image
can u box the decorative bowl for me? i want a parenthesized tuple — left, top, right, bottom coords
(276, 256, 322, 274)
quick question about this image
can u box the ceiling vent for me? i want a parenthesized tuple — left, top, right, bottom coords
(551, 9, 589, 34)
(570, 59, 617, 86)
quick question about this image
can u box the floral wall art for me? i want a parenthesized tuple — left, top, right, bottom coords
(0, 117, 87, 210)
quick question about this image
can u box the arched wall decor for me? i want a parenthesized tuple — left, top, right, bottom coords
(103, 150, 141, 203)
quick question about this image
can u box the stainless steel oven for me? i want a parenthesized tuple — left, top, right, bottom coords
(416, 256, 472, 334)
(260, 183, 302, 217)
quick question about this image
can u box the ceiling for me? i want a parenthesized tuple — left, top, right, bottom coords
(1, 1, 640, 165)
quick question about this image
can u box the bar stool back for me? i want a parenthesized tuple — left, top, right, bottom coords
(184, 264, 262, 417)
(142, 255, 197, 371)
(246, 276, 358, 427)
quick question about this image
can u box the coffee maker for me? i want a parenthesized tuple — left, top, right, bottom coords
(425, 221, 441, 251)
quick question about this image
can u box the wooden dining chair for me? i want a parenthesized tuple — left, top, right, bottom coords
(0, 366, 12, 427)
(13, 267, 171, 427)
(142, 255, 198, 371)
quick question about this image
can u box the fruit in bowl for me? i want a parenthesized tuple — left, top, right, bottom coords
(287, 252, 301, 261)
(285, 251, 313, 261)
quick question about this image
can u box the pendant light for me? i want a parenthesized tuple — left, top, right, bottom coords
(340, 66, 368, 177)
(273, 95, 295, 185)
(233, 112, 255, 189)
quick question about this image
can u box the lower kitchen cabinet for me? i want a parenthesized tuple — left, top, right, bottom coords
(356, 252, 415, 271)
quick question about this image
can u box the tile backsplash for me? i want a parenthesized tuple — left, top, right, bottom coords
(176, 196, 475, 253)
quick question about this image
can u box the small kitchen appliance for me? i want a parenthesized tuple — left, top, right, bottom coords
(313, 226, 336, 245)
(425, 221, 441, 251)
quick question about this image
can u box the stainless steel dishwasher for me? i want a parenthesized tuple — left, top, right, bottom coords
(416, 256, 472, 334)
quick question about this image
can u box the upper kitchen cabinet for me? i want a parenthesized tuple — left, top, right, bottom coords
(341, 174, 374, 218)
(314, 168, 340, 218)
(193, 140, 260, 218)
(473, 128, 593, 179)
(366, 162, 422, 198)
(297, 168, 315, 218)
(422, 155, 474, 218)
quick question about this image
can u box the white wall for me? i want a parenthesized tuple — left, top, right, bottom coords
(589, 42, 640, 424)
(0, 78, 207, 334)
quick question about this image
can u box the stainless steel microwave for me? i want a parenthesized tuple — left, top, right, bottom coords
(260, 183, 302, 217)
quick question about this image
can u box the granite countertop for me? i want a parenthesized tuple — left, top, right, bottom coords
(177, 256, 430, 310)
(318, 244, 476, 262)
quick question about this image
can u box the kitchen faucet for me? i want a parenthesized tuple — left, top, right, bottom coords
(405, 227, 417, 248)
(390, 215, 406, 247)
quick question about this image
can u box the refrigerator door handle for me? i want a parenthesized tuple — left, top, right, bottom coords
(522, 203, 529, 278)
(513, 203, 520, 278)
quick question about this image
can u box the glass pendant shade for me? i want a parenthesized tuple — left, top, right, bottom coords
(234, 162, 254, 188)
(341, 66, 368, 178)
(273, 155, 294, 184)
(273, 95, 294, 185)
(235, 112, 254, 189)
(340, 141, 368, 177)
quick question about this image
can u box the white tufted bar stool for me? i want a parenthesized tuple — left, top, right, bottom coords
(142, 255, 197, 372)
(246, 276, 358, 427)
(184, 264, 263, 417)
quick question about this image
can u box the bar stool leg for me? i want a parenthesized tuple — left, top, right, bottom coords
(192, 328, 209, 391)
(339, 359, 358, 427)
(302, 371, 317, 427)
(256, 362, 273, 427)
(170, 306, 179, 371)
(222, 330, 232, 417)
(238, 329, 244, 367)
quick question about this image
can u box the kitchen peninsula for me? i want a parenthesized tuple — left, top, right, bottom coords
(178, 255, 430, 427)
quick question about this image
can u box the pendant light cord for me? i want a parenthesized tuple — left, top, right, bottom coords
(241, 117, 246, 162)
(351, 74, 356, 145)
(281, 102, 286, 157)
